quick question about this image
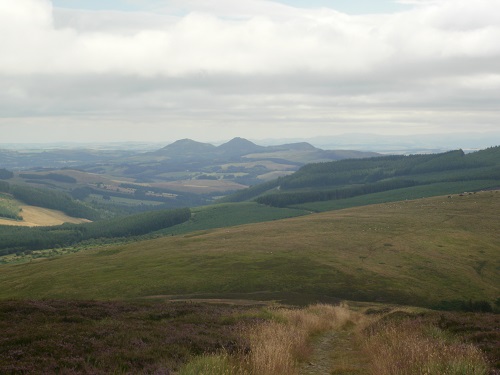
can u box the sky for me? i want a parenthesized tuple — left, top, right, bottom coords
(1, 0, 500, 145)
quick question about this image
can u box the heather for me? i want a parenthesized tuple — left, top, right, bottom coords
(0, 299, 257, 374)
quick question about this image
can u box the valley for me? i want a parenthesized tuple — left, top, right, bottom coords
(0, 142, 499, 374)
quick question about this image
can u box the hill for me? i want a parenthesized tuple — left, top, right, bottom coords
(1, 191, 498, 308)
(154, 138, 217, 158)
(215, 137, 265, 157)
(223, 146, 500, 209)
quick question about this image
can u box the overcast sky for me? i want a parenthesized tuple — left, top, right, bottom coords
(1, 0, 500, 144)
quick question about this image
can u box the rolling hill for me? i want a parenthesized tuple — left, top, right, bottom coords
(0, 191, 498, 308)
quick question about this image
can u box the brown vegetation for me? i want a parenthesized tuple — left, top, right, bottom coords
(363, 316, 490, 375)
(0, 205, 90, 227)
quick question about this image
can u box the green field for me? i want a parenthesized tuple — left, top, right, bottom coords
(1, 192, 498, 308)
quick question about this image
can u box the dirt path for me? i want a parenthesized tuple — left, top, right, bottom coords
(299, 328, 370, 375)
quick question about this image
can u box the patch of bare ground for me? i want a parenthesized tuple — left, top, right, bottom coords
(299, 326, 370, 375)
(145, 296, 275, 306)
(299, 329, 369, 375)
(0, 205, 90, 227)
(151, 180, 248, 194)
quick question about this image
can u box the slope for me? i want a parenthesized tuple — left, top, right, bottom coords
(0, 192, 498, 308)
(223, 146, 500, 208)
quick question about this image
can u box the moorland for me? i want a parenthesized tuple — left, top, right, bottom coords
(0, 142, 499, 374)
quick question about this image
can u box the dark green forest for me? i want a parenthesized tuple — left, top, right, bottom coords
(223, 147, 500, 207)
(0, 183, 101, 220)
(0, 208, 190, 255)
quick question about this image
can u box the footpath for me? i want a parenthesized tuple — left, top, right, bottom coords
(299, 327, 370, 375)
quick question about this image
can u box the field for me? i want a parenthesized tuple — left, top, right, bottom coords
(0, 192, 90, 227)
(150, 179, 248, 194)
(0, 192, 498, 307)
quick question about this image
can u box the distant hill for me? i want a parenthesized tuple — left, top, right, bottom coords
(150, 137, 377, 163)
(3, 137, 380, 214)
(78, 137, 380, 194)
(216, 137, 266, 157)
(154, 138, 217, 158)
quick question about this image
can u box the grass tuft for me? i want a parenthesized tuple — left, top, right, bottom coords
(244, 304, 354, 375)
(363, 318, 489, 375)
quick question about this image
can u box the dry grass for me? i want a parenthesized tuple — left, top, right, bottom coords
(179, 304, 356, 375)
(0, 205, 90, 227)
(363, 318, 489, 375)
(244, 304, 354, 375)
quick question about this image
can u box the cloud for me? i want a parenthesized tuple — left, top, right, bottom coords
(1, 0, 500, 142)
(1, 0, 499, 77)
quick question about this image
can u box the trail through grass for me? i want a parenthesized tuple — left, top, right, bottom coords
(299, 330, 370, 375)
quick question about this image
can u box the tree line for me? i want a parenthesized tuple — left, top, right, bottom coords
(223, 147, 500, 207)
(19, 173, 77, 183)
(0, 207, 191, 255)
(256, 179, 418, 207)
(0, 183, 100, 220)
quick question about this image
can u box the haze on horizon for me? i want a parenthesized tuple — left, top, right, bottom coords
(1, 0, 499, 146)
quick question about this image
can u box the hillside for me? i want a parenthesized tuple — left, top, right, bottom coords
(1, 191, 498, 308)
(223, 146, 500, 209)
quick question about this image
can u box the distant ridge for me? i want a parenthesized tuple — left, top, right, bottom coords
(152, 137, 377, 161)
(268, 142, 318, 151)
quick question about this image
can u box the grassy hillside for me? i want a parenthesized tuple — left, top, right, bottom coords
(163, 202, 309, 235)
(0, 192, 498, 308)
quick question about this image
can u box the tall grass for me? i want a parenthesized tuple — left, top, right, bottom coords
(363, 319, 489, 375)
(179, 303, 355, 375)
(245, 303, 353, 375)
(178, 353, 245, 375)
